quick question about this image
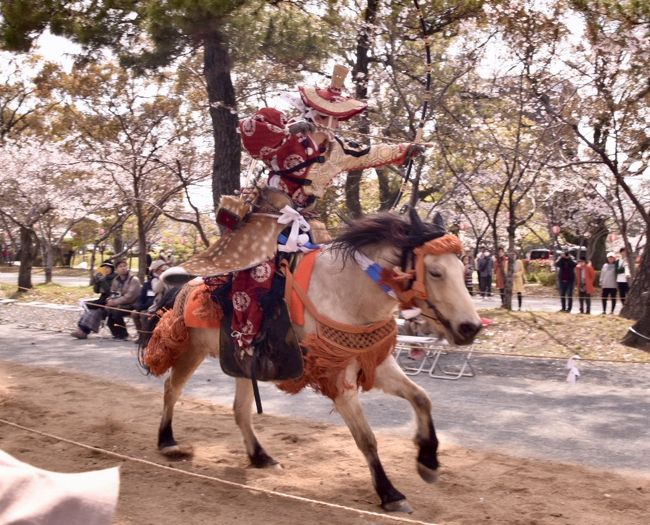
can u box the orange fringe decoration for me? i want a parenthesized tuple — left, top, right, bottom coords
(184, 283, 223, 328)
(418, 233, 463, 256)
(143, 309, 191, 376)
(278, 318, 397, 399)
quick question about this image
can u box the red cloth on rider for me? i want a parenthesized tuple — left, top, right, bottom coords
(240, 108, 322, 206)
(230, 261, 276, 349)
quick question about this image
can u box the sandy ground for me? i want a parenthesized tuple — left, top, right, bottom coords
(0, 360, 648, 525)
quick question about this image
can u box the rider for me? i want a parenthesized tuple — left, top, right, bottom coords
(225, 65, 429, 351)
(239, 64, 425, 210)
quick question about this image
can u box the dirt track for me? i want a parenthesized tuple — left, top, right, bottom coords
(1, 360, 648, 525)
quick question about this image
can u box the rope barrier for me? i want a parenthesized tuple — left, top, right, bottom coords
(1, 298, 646, 363)
(0, 418, 437, 525)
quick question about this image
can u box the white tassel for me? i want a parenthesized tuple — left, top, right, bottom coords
(277, 205, 311, 253)
(566, 355, 581, 384)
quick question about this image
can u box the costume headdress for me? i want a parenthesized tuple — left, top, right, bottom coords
(298, 65, 367, 121)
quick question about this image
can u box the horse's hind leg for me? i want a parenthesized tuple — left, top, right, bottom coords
(334, 365, 412, 513)
(233, 377, 279, 468)
(373, 355, 439, 483)
(158, 344, 207, 456)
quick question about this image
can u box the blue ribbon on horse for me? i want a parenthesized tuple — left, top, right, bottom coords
(277, 233, 321, 253)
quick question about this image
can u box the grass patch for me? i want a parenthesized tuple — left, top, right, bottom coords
(0, 282, 94, 304)
(477, 308, 650, 363)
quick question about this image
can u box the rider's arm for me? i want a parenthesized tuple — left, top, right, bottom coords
(332, 138, 421, 172)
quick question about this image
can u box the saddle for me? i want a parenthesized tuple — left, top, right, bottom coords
(174, 188, 328, 382)
(178, 187, 330, 278)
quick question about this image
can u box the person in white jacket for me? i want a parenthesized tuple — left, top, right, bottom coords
(599, 252, 618, 314)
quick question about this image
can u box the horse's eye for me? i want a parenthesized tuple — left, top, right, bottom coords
(429, 270, 443, 279)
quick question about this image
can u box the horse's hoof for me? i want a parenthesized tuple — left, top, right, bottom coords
(417, 462, 438, 483)
(249, 460, 283, 470)
(159, 444, 193, 459)
(249, 455, 282, 469)
(382, 499, 413, 513)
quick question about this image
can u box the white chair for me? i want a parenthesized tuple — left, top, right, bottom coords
(395, 335, 475, 380)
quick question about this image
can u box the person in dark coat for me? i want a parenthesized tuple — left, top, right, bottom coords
(477, 250, 494, 298)
(555, 251, 577, 313)
(71, 261, 116, 339)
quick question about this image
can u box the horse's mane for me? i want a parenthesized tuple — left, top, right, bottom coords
(331, 212, 445, 261)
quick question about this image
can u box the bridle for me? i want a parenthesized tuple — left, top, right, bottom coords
(377, 233, 463, 309)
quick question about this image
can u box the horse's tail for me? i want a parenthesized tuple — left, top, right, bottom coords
(137, 285, 184, 375)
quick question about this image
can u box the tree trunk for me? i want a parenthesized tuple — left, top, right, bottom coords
(377, 167, 399, 211)
(344, 0, 378, 217)
(344, 171, 363, 218)
(620, 290, 650, 350)
(136, 214, 148, 283)
(43, 240, 54, 284)
(620, 225, 649, 320)
(113, 226, 124, 258)
(204, 28, 241, 212)
(89, 248, 98, 286)
(17, 226, 35, 291)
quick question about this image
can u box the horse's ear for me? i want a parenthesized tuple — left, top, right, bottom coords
(432, 212, 445, 232)
(409, 207, 425, 235)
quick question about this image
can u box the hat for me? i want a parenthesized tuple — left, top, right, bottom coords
(99, 261, 115, 270)
(149, 260, 169, 273)
(298, 65, 367, 121)
(607, 252, 616, 258)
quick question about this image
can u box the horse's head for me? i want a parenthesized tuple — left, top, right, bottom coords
(405, 210, 482, 346)
(415, 250, 482, 345)
(332, 208, 482, 345)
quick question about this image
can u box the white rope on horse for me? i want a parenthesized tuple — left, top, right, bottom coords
(0, 417, 438, 525)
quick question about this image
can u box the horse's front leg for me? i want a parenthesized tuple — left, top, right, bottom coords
(373, 355, 439, 482)
(233, 378, 279, 468)
(158, 329, 212, 455)
(334, 363, 412, 513)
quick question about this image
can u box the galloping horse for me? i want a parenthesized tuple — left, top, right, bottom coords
(151, 210, 481, 512)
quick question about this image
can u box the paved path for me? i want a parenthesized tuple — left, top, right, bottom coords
(0, 270, 622, 315)
(0, 322, 647, 476)
(0, 271, 90, 288)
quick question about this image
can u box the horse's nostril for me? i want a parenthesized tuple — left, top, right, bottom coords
(458, 322, 481, 340)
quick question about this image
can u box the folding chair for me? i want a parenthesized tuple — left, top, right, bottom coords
(395, 335, 475, 380)
(394, 335, 442, 376)
(427, 345, 475, 380)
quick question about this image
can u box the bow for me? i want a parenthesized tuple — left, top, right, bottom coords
(393, 0, 433, 210)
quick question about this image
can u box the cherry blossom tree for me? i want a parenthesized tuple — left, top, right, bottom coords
(0, 139, 119, 289)
(61, 63, 212, 280)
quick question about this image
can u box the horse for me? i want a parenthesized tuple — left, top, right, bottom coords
(149, 209, 482, 513)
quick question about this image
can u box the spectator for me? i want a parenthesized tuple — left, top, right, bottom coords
(599, 252, 618, 314)
(477, 249, 494, 298)
(494, 247, 508, 307)
(71, 261, 116, 339)
(158, 249, 176, 266)
(555, 250, 577, 313)
(512, 253, 525, 311)
(616, 247, 630, 305)
(462, 255, 475, 295)
(575, 256, 596, 314)
(131, 260, 169, 344)
(105, 259, 141, 340)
